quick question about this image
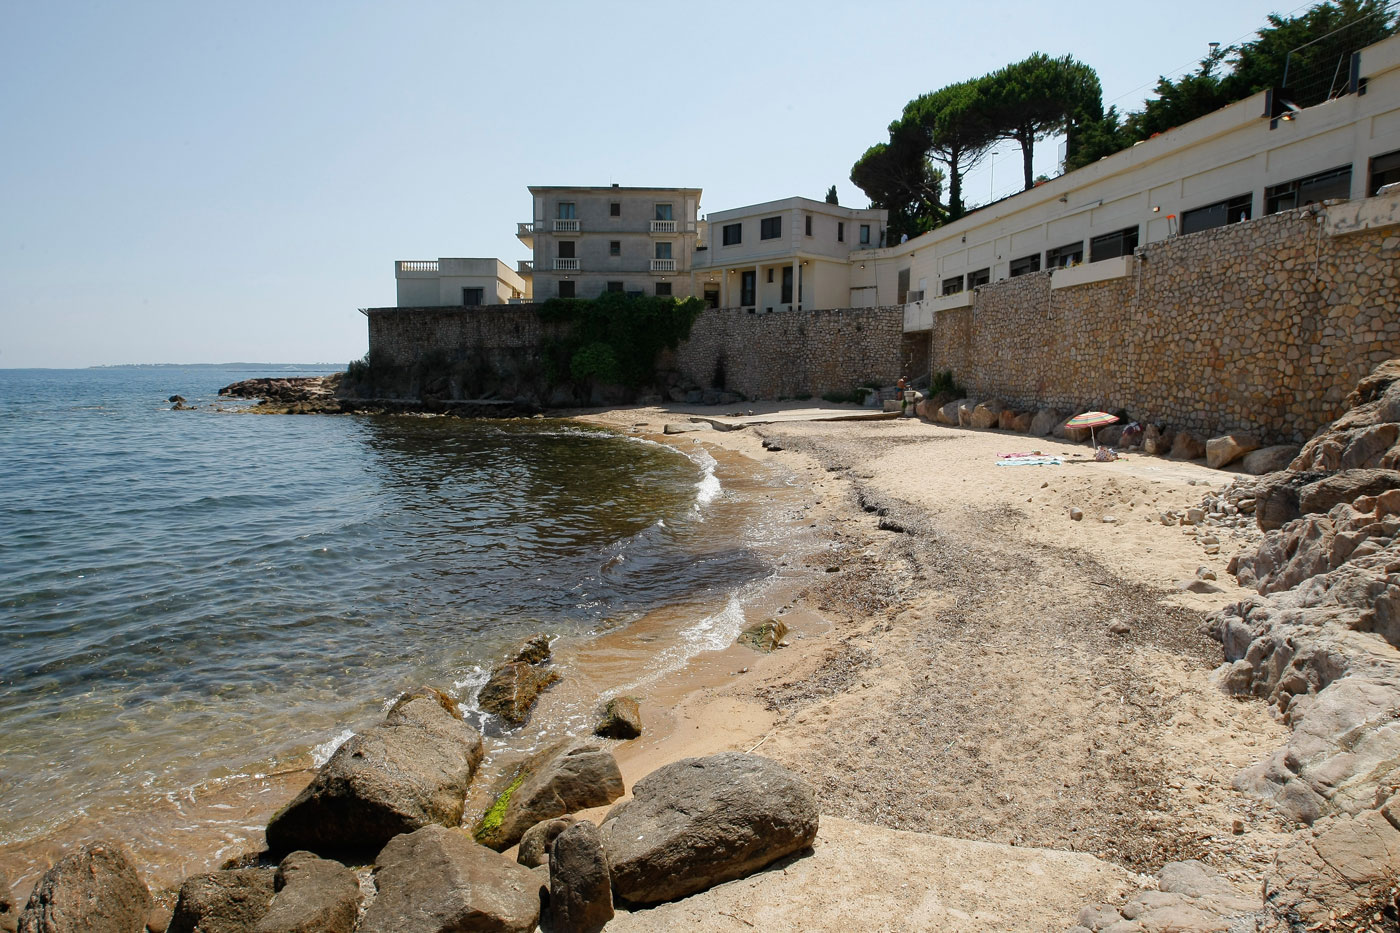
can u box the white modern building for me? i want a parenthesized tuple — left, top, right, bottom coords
(394, 258, 529, 307)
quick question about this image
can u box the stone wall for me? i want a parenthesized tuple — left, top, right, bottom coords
(928, 205, 1400, 444)
(666, 307, 906, 400)
(366, 304, 559, 368)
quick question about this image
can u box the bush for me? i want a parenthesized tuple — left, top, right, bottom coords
(538, 292, 704, 391)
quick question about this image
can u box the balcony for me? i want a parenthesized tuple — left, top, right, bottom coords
(516, 223, 534, 248)
(517, 260, 534, 275)
(650, 220, 677, 234)
(553, 219, 580, 233)
(650, 258, 676, 272)
(396, 260, 439, 274)
(553, 258, 580, 271)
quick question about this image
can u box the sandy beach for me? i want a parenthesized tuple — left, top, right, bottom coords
(558, 402, 1292, 931)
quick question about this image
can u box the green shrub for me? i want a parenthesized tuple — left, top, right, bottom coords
(539, 292, 704, 391)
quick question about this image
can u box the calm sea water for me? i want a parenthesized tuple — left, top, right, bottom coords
(0, 367, 787, 863)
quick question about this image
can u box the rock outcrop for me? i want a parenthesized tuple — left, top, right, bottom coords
(1069, 860, 1258, 932)
(474, 742, 624, 851)
(1290, 358, 1400, 473)
(265, 687, 484, 857)
(18, 842, 153, 933)
(359, 825, 539, 933)
(600, 753, 819, 905)
(168, 868, 277, 933)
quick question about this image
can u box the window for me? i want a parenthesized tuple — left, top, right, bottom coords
(655, 242, 672, 260)
(1089, 226, 1140, 262)
(766, 268, 774, 283)
(805, 215, 812, 236)
(610, 202, 621, 217)
(558, 280, 575, 298)
(722, 223, 742, 246)
(859, 224, 870, 245)
(967, 267, 990, 289)
(1009, 253, 1040, 277)
(1181, 194, 1253, 234)
(897, 268, 910, 304)
(609, 240, 621, 256)
(557, 202, 576, 219)
(462, 287, 484, 307)
(740, 270, 756, 306)
(942, 275, 964, 296)
(607, 281, 624, 293)
(655, 282, 672, 297)
(558, 241, 575, 259)
(837, 222, 845, 242)
(703, 288, 719, 309)
(760, 216, 782, 240)
(1266, 166, 1352, 215)
(1369, 149, 1400, 196)
(655, 203, 673, 221)
(781, 267, 793, 304)
(1045, 241, 1084, 269)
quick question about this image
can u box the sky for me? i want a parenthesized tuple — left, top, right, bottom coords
(1, 0, 1303, 367)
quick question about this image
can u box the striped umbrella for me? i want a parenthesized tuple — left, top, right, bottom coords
(1065, 410, 1119, 447)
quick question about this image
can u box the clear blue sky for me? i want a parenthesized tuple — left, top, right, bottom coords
(2, 0, 1298, 367)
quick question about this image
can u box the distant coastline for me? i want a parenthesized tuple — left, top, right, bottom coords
(85, 362, 345, 370)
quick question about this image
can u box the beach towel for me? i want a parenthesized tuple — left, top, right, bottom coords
(995, 456, 1062, 467)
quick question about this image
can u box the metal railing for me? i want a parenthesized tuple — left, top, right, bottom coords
(553, 258, 580, 271)
(650, 258, 677, 272)
(650, 220, 677, 233)
(397, 260, 439, 273)
(553, 219, 580, 233)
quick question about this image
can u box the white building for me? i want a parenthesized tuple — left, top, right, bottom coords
(394, 258, 529, 307)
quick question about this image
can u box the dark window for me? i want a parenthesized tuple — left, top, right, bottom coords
(805, 215, 812, 236)
(1369, 149, 1400, 195)
(609, 240, 621, 256)
(740, 270, 756, 306)
(557, 202, 576, 219)
(722, 223, 742, 246)
(837, 222, 845, 242)
(703, 288, 719, 309)
(897, 268, 910, 304)
(610, 202, 621, 217)
(859, 224, 870, 245)
(462, 287, 484, 307)
(1181, 193, 1253, 234)
(655, 203, 673, 221)
(1009, 253, 1041, 277)
(766, 268, 773, 283)
(558, 280, 575, 298)
(1045, 241, 1084, 269)
(558, 241, 575, 259)
(1265, 166, 1352, 215)
(655, 242, 672, 260)
(942, 275, 964, 296)
(967, 268, 990, 288)
(1089, 226, 1140, 262)
(781, 266, 793, 304)
(760, 216, 782, 240)
(606, 281, 624, 293)
(656, 282, 672, 297)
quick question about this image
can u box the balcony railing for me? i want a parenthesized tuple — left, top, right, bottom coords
(397, 260, 439, 273)
(517, 222, 535, 237)
(650, 220, 677, 233)
(553, 219, 580, 233)
(906, 290, 925, 302)
(650, 258, 677, 272)
(553, 258, 580, 271)
(517, 260, 534, 275)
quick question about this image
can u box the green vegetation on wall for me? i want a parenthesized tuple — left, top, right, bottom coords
(538, 291, 704, 391)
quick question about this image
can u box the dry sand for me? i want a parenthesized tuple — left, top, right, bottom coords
(569, 402, 1293, 932)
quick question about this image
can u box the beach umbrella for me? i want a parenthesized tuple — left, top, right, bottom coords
(1065, 410, 1120, 447)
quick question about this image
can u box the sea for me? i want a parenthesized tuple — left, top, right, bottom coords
(0, 365, 814, 891)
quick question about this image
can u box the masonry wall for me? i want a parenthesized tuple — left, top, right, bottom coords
(367, 304, 557, 368)
(929, 206, 1400, 444)
(668, 307, 905, 400)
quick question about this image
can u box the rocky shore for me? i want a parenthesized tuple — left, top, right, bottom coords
(14, 361, 1400, 931)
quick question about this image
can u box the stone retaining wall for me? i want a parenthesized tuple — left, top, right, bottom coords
(928, 205, 1400, 444)
(366, 305, 558, 368)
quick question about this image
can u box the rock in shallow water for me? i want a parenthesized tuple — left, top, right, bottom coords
(168, 867, 276, 933)
(592, 696, 643, 739)
(18, 841, 153, 933)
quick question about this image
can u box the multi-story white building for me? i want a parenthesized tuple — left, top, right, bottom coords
(691, 198, 888, 311)
(519, 184, 702, 300)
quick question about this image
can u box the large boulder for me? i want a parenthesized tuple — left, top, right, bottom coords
(600, 753, 819, 905)
(517, 817, 576, 869)
(168, 868, 276, 933)
(1007, 410, 1034, 433)
(1169, 431, 1206, 461)
(1143, 424, 1174, 455)
(592, 696, 642, 740)
(1054, 417, 1092, 443)
(969, 400, 1004, 429)
(475, 742, 624, 851)
(359, 825, 539, 933)
(265, 688, 484, 857)
(956, 399, 979, 427)
(1242, 444, 1300, 475)
(548, 821, 613, 933)
(477, 662, 560, 726)
(18, 842, 153, 933)
(1298, 469, 1400, 517)
(1028, 409, 1062, 437)
(1206, 434, 1261, 469)
(254, 852, 359, 933)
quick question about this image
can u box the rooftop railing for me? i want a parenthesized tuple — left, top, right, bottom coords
(397, 261, 439, 273)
